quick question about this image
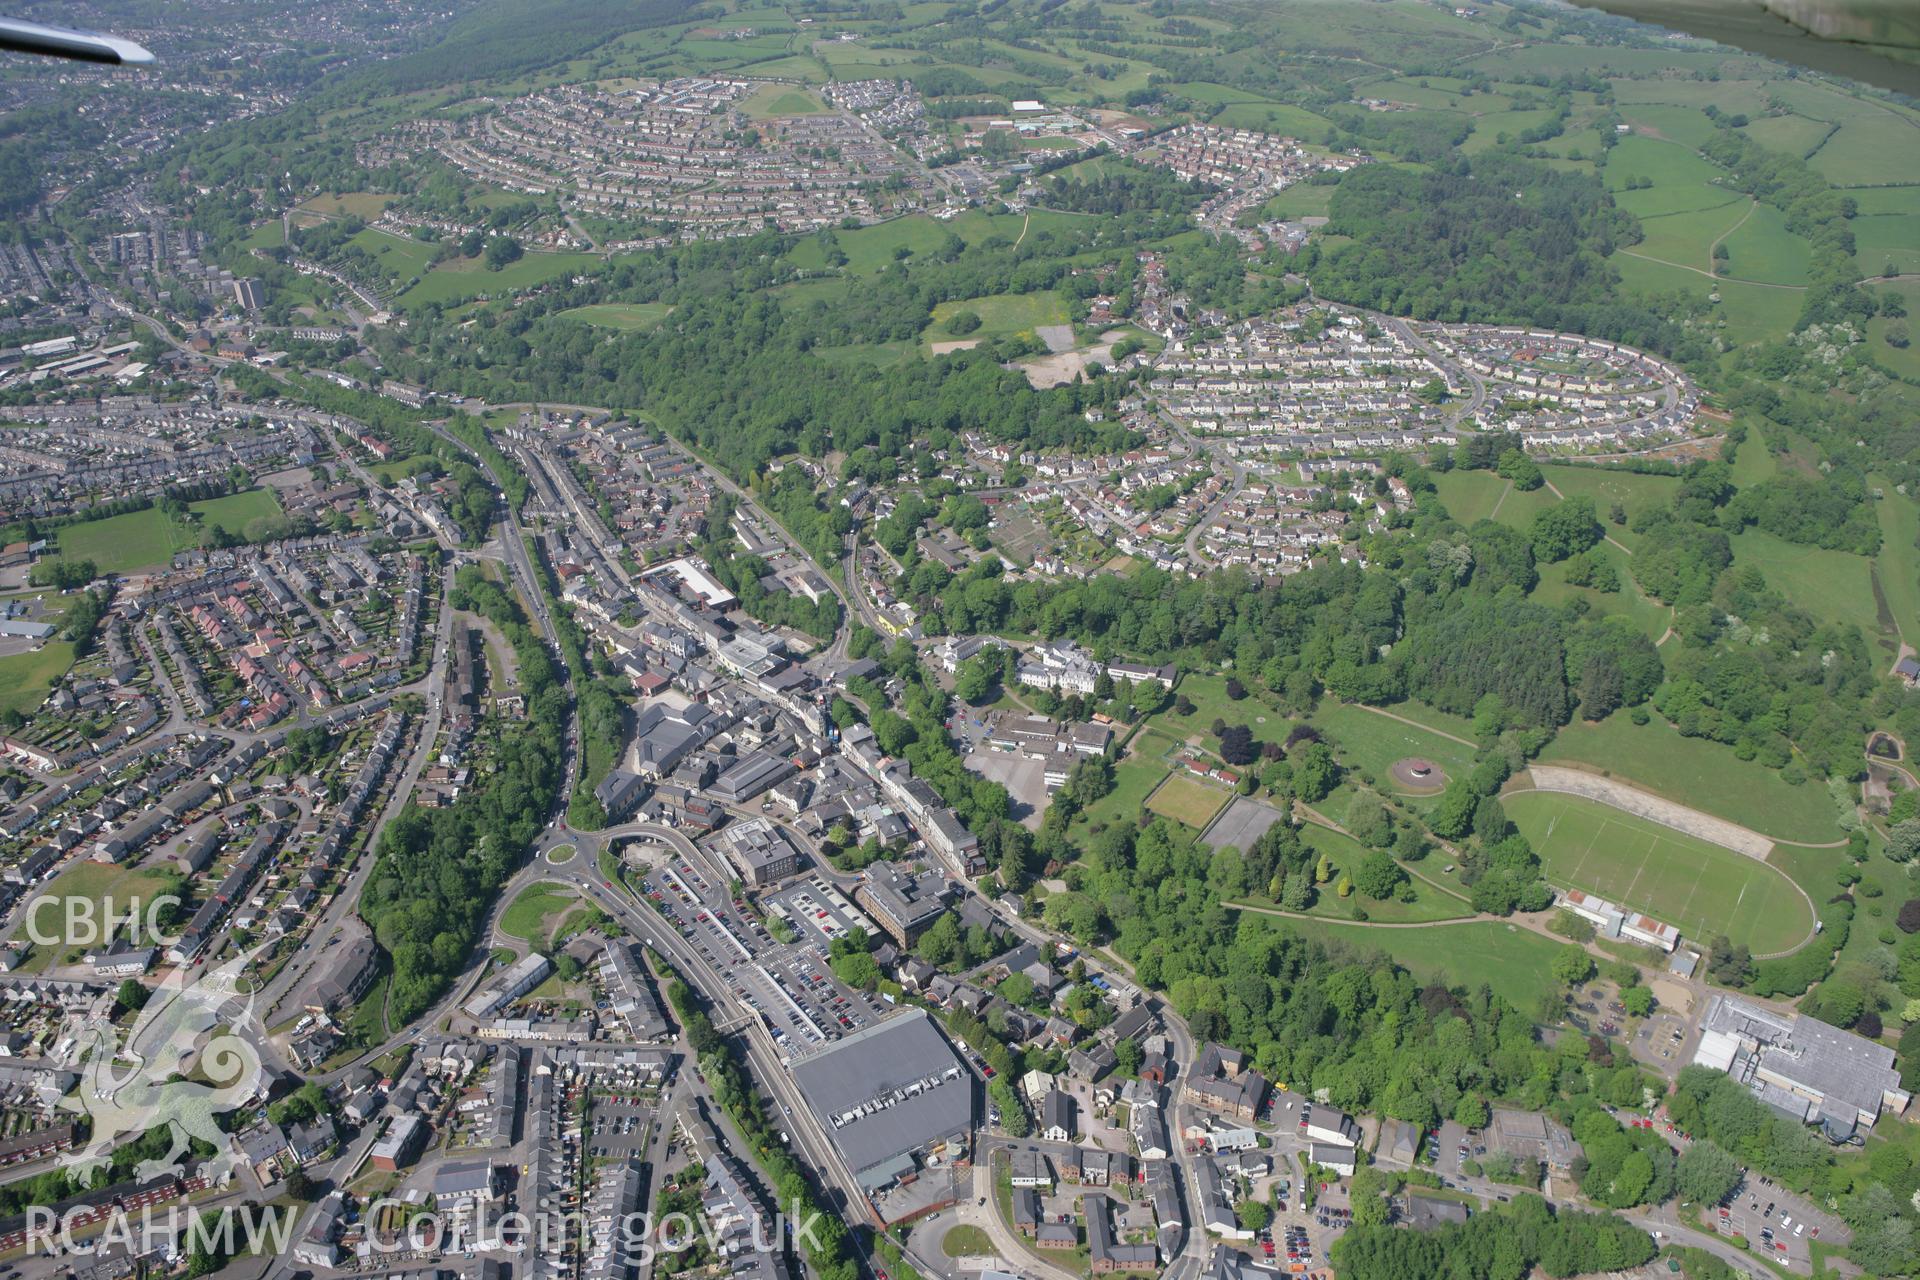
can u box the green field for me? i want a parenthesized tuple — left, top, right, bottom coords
(21, 861, 181, 970)
(301, 192, 396, 219)
(1538, 713, 1840, 845)
(1730, 527, 1882, 642)
(1310, 701, 1477, 791)
(350, 226, 438, 282)
(740, 84, 829, 118)
(928, 291, 1069, 344)
(1633, 202, 1755, 277)
(1716, 204, 1812, 287)
(1810, 114, 1920, 187)
(1529, 542, 1672, 643)
(1871, 483, 1920, 649)
(1252, 915, 1567, 1008)
(559, 302, 674, 331)
(1076, 756, 1166, 832)
(501, 882, 578, 942)
(49, 489, 287, 575)
(1868, 281, 1920, 380)
(1539, 466, 1679, 547)
(1854, 214, 1920, 280)
(1506, 790, 1809, 954)
(1431, 469, 1555, 528)
(1738, 114, 1834, 159)
(1294, 823, 1470, 923)
(398, 251, 599, 308)
(1150, 671, 1288, 745)
(1145, 773, 1230, 829)
(0, 642, 75, 716)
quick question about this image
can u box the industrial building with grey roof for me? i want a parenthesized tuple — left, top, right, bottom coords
(788, 1007, 973, 1192)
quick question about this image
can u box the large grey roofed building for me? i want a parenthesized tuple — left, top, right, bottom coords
(1693, 993, 1911, 1138)
(788, 1008, 972, 1191)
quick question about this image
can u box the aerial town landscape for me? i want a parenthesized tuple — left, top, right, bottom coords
(0, 3, 1918, 1280)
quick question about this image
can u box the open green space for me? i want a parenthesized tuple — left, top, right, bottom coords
(1431, 469, 1556, 529)
(1730, 527, 1881, 642)
(1869, 483, 1920, 649)
(300, 192, 396, 219)
(500, 881, 578, 942)
(1310, 701, 1477, 791)
(398, 251, 600, 308)
(48, 488, 287, 576)
(928, 292, 1068, 345)
(941, 1226, 994, 1258)
(1252, 915, 1567, 1008)
(1540, 465, 1679, 541)
(558, 302, 674, 331)
(1537, 713, 1840, 845)
(1145, 773, 1230, 830)
(1612, 77, 1778, 116)
(1609, 252, 1803, 349)
(1615, 106, 1719, 150)
(21, 861, 182, 970)
(1259, 183, 1335, 220)
(1076, 756, 1167, 833)
(1529, 542, 1672, 643)
(1867, 281, 1920, 380)
(1738, 114, 1835, 158)
(1809, 115, 1920, 187)
(1150, 671, 1287, 745)
(1505, 789, 1808, 955)
(1853, 214, 1920, 280)
(349, 226, 437, 281)
(1632, 202, 1755, 277)
(1292, 823, 1470, 923)
(0, 642, 75, 717)
(1208, 102, 1335, 137)
(1716, 204, 1812, 286)
(740, 84, 829, 118)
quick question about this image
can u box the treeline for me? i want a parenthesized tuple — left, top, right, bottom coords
(361, 566, 564, 1023)
(1332, 1194, 1655, 1280)
(1037, 158, 1212, 217)
(1307, 153, 1703, 362)
(665, 970, 859, 1280)
(1669, 1066, 1916, 1276)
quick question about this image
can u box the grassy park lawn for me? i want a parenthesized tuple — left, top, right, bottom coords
(558, 303, 674, 331)
(500, 882, 579, 942)
(20, 862, 182, 970)
(1076, 757, 1166, 833)
(398, 252, 599, 308)
(1730, 527, 1882, 641)
(1310, 701, 1477, 790)
(1632, 202, 1754, 275)
(0, 642, 75, 717)
(1256, 916, 1567, 1008)
(1717, 204, 1812, 286)
(1539, 466, 1679, 546)
(1293, 823, 1470, 923)
(1530, 545, 1671, 643)
(48, 488, 286, 575)
(1855, 214, 1920, 280)
(300, 192, 396, 219)
(349, 226, 437, 281)
(1151, 672, 1286, 743)
(1431, 470, 1555, 530)
(1874, 483, 1920, 646)
(928, 292, 1069, 345)
(942, 1226, 995, 1258)
(1536, 712, 1840, 845)
(739, 84, 829, 117)
(1144, 774, 1230, 830)
(1505, 790, 1809, 954)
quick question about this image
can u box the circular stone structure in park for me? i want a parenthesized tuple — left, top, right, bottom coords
(1390, 757, 1447, 792)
